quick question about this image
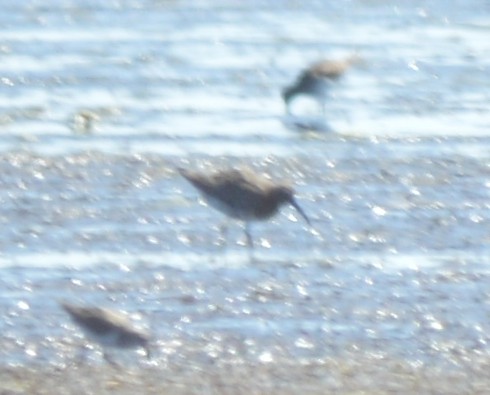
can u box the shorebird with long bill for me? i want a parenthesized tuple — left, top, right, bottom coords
(282, 55, 361, 115)
(179, 166, 311, 249)
(61, 302, 151, 366)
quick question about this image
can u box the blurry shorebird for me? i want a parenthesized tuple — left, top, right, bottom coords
(179, 167, 311, 248)
(71, 110, 99, 134)
(282, 55, 360, 114)
(61, 302, 151, 366)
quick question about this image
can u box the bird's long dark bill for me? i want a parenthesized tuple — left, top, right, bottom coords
(290, 198, 311, 226)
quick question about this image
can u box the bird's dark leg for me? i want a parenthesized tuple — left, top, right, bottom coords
(103, 351, 121, 369)
(244, 222, 256, 262)
(244, 222, 254, 250)
(144, 345, 151, 360)
(218, 221, 229, 246)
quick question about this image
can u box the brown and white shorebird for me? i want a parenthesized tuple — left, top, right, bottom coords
(179, 167, 311, 248)
(282, 55, 360, 114)
(61, 302, 151, 365)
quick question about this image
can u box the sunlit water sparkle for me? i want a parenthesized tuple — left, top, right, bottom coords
(0, 0, 489, 380)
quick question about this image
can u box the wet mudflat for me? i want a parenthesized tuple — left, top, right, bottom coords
(1, 0, 490, 393)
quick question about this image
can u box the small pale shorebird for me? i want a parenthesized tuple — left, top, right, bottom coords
(282, 55, 360, 114)
(61, 302, 151, 365)
(179, 167, 311, 248)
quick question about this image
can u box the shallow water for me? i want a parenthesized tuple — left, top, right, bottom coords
(0, 0, 490, 388)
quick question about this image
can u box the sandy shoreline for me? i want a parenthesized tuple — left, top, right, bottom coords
(1, 352, 488, 395)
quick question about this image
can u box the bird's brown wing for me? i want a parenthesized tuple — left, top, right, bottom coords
(309, 60, 346, 79)
(180, 168, 272, 209)
(62, 303, 129, 335)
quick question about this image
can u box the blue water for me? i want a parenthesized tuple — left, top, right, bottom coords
(0, 0, 489, 374)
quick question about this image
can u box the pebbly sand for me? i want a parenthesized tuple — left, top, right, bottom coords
(1, 351, 489, 395)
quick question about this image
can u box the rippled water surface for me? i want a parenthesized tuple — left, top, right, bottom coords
(0, 0, 490, 392)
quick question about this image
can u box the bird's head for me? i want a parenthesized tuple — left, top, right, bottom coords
(282, 85, 296, 108)
(271, 186, 311, 226)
